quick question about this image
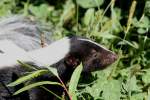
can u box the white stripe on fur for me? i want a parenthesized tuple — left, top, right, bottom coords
(78, 38, 114, 53)
(0, 40, 31, 68)
(28, 37, 70, 66)
(0, 37, 71, 68)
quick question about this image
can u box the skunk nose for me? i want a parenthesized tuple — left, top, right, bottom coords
(111, 53, 118, 62)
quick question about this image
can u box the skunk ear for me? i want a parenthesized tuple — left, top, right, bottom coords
(64, 54, 81, 68)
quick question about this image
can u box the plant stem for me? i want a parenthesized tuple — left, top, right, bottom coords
(41, 86, 62, 100)
(58, 77, 72, 100)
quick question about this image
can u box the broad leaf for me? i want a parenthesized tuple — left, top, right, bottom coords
(76, 0, 104, 8)
(69, 63, 83, 100)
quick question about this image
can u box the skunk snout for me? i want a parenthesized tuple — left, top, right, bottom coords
(107, 53, 118, 64)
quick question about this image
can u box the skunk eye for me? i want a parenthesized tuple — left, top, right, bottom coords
(91, 49, 98, 57)
(93, 53, 97, 57)
(91, 49, 97, 54)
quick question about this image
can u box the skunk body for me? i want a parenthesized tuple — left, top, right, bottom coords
(0, 16, 117, 100)
(0, 16, 52, 51)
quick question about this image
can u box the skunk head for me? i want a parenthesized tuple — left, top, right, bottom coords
(64, 36, 117, 72)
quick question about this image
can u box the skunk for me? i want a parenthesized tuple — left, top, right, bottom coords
(0, 16, 117, 100)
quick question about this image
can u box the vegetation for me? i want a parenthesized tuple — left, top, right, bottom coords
(1, 0, 150, 99)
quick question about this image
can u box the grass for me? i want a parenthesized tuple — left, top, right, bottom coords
(1, 0, 150, 99)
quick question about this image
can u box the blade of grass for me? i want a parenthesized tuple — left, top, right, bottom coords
(8, 69, 48, 87)
(17, 60, 38, 71)
(41, 86, 62, 100)
(13, 81, 62, 95)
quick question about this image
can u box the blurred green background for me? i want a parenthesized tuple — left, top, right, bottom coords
(0, 0, 150, 99)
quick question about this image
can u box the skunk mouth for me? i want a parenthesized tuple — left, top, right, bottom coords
(103, 53, 118, 66)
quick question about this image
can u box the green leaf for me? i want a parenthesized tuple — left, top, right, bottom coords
(111, 8, 123, 33)
(97, 31, 117, 39)
(0, 0, 15, 16)
(59, 0, 75, 25)
(118, 39, 139, 49)
(13, 81, 61, 95)
(127, 76, 141, 92)
(29, 4, 53, 20)
(84, 73, 121, 100)
(137, 28, 147, 34)
(142, 69, 150, 84)
(69, 63, 83, 100)
(102, 79, 121, 100)
(130, 93, 147, 100)
(144, 0, 150, 16)
(85, 72, 107, 99)
(83, 8, 95, 26)
(76, 0, 104, 8)
(8, 70, 48, 87)
(17, 60, 37, 71)
(133, 17, 150, 28)
(47, 67, 59, 77)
